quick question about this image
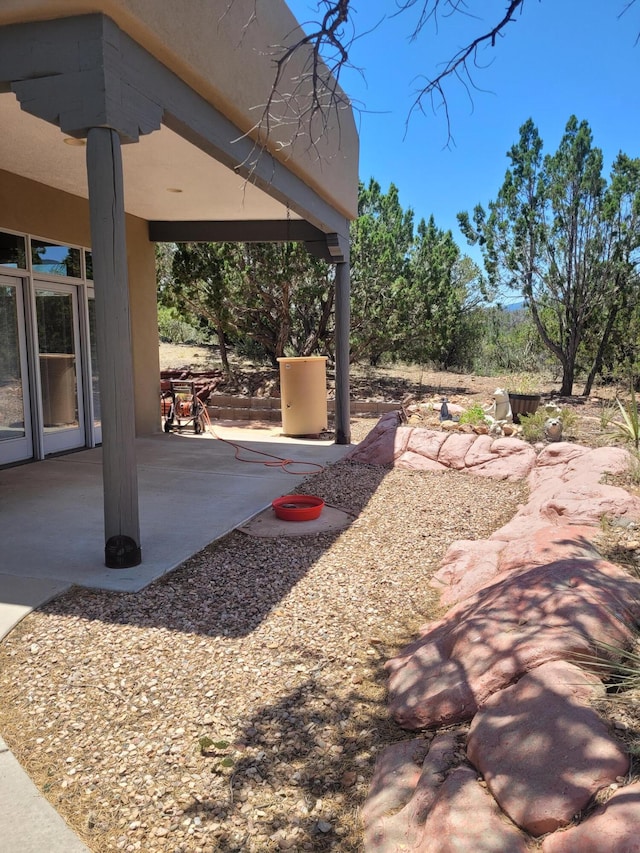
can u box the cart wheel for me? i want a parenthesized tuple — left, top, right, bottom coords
(164, 419, 172, 433)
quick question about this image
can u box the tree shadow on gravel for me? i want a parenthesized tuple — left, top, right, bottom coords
(179, 653, 407, 852)
(40, 461, 390, 638)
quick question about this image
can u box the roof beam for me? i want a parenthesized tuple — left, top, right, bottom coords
(148, 219, 325, 243)
(148, 220, 349, 263)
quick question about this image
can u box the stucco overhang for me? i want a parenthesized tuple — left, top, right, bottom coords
(0, 0, 358, 235)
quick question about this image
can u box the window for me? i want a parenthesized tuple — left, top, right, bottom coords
(31, 239, 81, 278)
(0, 231, 27, 269)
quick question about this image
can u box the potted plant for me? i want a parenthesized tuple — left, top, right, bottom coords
(507, 373, 542, 424)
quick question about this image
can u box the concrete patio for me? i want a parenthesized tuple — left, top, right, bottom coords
(0, 426, 351, 633)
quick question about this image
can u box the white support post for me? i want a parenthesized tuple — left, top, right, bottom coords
(86, 127, 142, 567)
(334, 259, 351, 445)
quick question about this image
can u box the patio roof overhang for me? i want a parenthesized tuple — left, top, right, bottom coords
(0, 3, 356, 567)
(0, 9, 355, 253)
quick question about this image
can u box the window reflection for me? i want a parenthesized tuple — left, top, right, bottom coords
(0, 231, 27, 269)
(31, 240, 81, 278)
(36, 290, 78, 428)
(0, 285, 26, 440)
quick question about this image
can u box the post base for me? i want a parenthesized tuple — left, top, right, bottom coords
(105, 535, 142, 568)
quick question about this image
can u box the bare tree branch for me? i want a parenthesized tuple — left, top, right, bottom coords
(252, 0, 369, 163)
(404, 0, 526, 145)
(393, 0, 481, 40)
(259, 0, 529, 152)
(231, 1, 639, 164)
(619, 0, 640, 44)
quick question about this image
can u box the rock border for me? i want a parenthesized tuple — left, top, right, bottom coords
(352, 414, 640, 851)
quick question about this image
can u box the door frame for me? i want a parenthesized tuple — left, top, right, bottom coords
(0, 273, 34, 465)
(32, 279, 86, 456)
(83, 288, 102, 446)
(0, 227, 99, 463)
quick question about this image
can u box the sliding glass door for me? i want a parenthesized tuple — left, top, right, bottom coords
(1, 231, 98, 463)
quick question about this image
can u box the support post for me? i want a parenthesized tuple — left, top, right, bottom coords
(86, 127, 142, 567)
(334, 258, 351, 445)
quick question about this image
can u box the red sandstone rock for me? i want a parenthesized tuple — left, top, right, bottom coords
(348, 420, 638, 506)
(467, 436, 537, 480)
(397, 451, 448, 472)
(540, 781, 640, 852)
(461, 433, 495, 466)
(363, 736, 531, 853)
(362, 737, 432, 831)
(539, 481, 640, 526)
(349, 421, 538, 479)
(363, 734, 456, 851)
(530, 441, 587, 477)
(491, 475, 640, 542)
(436, 432, 478, 469)
(430, 540, 507, 606)
(564, 444, 635, 481)
(467, 661, 629, 836)
(432, 527, 601, 609)
(345, 413, 409, 466)
(497, 525, 600, 573)
(386, 559, 640, 729)
(420, 767, 531, 852)
(530, 443, 632, 492)
(357, 416, 640, 851)
(404, 429, 450, 461)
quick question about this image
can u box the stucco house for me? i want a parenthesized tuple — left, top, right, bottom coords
(0, 1, 358, 567)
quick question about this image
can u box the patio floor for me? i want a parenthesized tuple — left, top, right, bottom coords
(0, 427, 351, 599)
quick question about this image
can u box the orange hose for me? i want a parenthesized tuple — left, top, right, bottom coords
(200, 406, 325, 475)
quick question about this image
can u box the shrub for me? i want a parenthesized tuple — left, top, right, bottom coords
(459, 403, 489, 426)
(519, 407, 578, 443)
(607, 389, 640, 450)
(158, 306, 208, 345)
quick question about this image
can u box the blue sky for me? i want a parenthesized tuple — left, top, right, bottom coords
(286, 1, 640, 267)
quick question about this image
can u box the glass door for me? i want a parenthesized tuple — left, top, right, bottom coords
(35, 283, 86, 454)
(0, 274, 33, 464)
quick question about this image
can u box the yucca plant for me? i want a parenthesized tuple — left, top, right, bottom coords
(573, 640, 640, 696)
(607, 386, 640, 450)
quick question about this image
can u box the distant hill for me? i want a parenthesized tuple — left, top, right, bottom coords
(485, 299, 526, 313)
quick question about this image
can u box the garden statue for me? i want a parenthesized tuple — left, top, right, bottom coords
(485, 388, 512, 423)
(440, 399, 451, 421)
(544, 417, 563, 442)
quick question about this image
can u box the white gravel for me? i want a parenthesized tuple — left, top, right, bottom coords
(0, 453, 527, 852)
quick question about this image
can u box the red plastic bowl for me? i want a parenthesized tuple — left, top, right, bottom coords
(272, 495, 325, 521)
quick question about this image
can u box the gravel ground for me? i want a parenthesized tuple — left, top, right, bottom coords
(1, 348, 635, 852)
(0, 428, 527, 853)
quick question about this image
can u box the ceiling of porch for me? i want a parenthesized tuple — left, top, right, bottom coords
(0, 92, 300, 223)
